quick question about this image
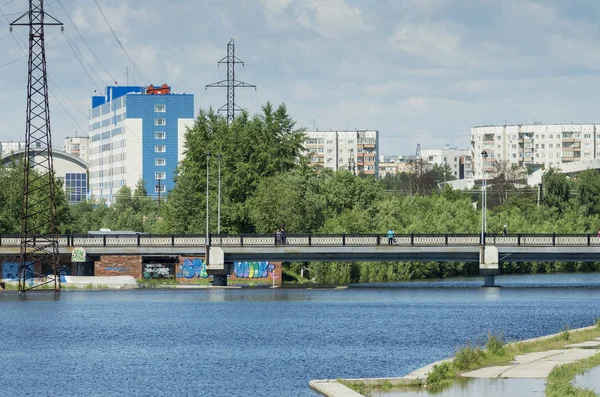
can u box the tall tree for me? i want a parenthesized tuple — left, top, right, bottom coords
(164, 103, 306, 233)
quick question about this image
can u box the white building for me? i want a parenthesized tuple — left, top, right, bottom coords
(0, 141, 27, 155)
(471, 123, 600, 179)
(304, 130, 379, 176)
(63, 136, 90, 164)
(420, 147, 473, 179)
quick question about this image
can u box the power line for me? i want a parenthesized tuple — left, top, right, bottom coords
(61, 29, 103, 91)
(93, 0, 149, 85)
(56, 0, 115, 83)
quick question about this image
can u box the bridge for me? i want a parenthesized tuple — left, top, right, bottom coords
(2, 233, 600, 286)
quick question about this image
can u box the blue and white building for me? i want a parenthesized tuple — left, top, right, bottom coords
(89, 84, 194, 203)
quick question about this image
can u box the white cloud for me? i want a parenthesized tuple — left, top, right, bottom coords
(387, 23, 473, 67)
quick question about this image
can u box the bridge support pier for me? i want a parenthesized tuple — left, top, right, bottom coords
(484, 275, 495, 287)
(480, 245, 500, 288)
(213, 274, 228, 286)
(206, 247, 231, 287)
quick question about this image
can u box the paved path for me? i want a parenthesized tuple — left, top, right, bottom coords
(463, 338, 600, 379)
(310, 328, 600, 397)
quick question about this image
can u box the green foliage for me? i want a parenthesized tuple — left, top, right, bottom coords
(486, 332, 506, 356)
(426, 362, 454, 385)
(546, 353, 600, 397)
(453, 345, 485, 370)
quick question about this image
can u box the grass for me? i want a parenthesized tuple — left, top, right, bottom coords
(339, 378, 423, 397)
(426, 324, 600, 387)
(546, 352, 600, 397)
(344, 321, 600, 395)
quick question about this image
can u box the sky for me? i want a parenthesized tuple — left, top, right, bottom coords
(2, 0, 600, 156)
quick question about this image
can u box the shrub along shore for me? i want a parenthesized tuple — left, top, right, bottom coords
(341, 320, 600, 396)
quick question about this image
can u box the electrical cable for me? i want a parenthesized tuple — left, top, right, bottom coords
(56, 0, 115, 83)
(93, 0, 150, 85)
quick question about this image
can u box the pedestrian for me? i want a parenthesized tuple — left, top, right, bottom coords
(281, 225, 287, 245)
(503, 225, 508, 236)
(387, 228, 395, 245)
(276, 228, 283, 245)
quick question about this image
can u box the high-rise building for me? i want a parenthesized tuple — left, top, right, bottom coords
(304, 130, 379, 176)
(471, 123, 600, 179)
(63, 136, 90, 164)
(88, 84, 194, 203)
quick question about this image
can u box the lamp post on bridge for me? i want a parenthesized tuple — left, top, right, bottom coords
(481, 150, 488, 244)
(206, 152, 211, 245)
(217, 154, 222, 235)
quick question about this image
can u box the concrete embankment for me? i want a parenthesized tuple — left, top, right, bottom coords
(310, 325, 600, 397)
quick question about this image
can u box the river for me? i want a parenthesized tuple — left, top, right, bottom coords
(1, 273, 599, 397)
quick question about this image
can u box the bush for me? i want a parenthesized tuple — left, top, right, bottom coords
(426, 361, 454, 385)
(453, 345, 485, 370)
(486, 332, 506, 356)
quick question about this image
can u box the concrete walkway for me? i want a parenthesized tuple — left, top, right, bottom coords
(463, 337, 600, 379)
(310, 328, 600, 397)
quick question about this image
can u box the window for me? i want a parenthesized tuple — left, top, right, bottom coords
(585, 134, 591, 139)
(155, 158, 166, 166)
(155, 104, 166, 112)
(155, 145, 166, 153)
(155, 118, 166, 126)
(549, 144, 553, 148)
(550, 134, 553, 139)
(155, 172, 166, 180)
(155, 132, 166, 139)
(541, 144, 545, 149)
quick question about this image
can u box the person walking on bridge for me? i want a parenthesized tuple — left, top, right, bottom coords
(387, 228, 395, 245)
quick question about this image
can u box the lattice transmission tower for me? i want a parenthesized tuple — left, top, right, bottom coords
(206, 39, 256, 124)
(10, 1, 63, 292)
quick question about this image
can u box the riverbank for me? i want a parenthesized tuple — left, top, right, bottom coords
(311, 322, 600, 397)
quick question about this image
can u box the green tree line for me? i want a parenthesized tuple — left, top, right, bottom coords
(2, 103, 600, 283)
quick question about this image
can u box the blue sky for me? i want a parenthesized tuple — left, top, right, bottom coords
(1, 0, 600, 156)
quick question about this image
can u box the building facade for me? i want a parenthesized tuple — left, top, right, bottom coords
(0, 141, 27, 155)
(304, 130, 379, 176)
(88, 85, 194, 203)
(63, 136, 90, 164)
(1, 149, 88, 203)
(420, 147, 472, 179)
(471, 123, 600, 179)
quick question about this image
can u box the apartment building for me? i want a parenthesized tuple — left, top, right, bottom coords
(89, 84, 194, 203)
(0, 141, 26, 155)
(471, 123, 600, 179)
(63, 136, 90, 164)
(304, 130, 379, 176)
(420, 147, 473, 179)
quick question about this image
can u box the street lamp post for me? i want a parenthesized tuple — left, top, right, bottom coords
(206, 152, 211, 245)
(217, 154, 222, 235)
(481, 150, 488, 244)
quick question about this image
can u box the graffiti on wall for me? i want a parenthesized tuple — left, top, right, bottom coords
(177, 258, 208, 279)
(143, 263, 173, 279)
(234, 262, 275, 278)
(177, 258, 276, 279)
(1, 261, 33, 280)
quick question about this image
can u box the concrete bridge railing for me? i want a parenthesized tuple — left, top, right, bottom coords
(1, 233, 600, 248)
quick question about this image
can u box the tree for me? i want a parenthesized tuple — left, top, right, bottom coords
(164, 103, 306, 234)
(575, 169, 600, 216)
(487, 160, 527, 206)
(542, 168, 571, 212)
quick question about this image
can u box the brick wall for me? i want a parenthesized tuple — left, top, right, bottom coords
(95, 255, 142, 278)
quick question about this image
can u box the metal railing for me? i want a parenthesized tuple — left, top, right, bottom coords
(1, 233, 600, 248)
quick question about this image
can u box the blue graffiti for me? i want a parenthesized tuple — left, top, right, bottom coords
(177, 258, 208, 279)
(2, 261, 33, 280)
(233, 262, 275, 278)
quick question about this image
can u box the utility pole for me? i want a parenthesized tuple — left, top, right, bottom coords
(10, 0, 63, 292)
(157, 178, 161, 207)
(217, 154, 222, 235)
(206, 39, 256, 124)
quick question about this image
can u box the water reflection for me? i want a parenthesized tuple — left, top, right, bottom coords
(374, 378, 546, 397)
(575, 366, 600, 393)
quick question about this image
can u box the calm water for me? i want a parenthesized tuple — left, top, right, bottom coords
(1, 273, 600, 397)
